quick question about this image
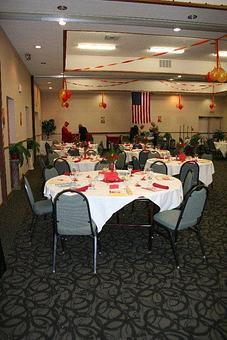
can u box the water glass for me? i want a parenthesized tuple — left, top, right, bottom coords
(127, 164, 133, 176)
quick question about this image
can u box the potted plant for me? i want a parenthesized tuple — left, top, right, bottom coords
(27, 139, 40, 153)
(212, 129, 225, 141)
(9, 142, 30, 167)
(42, 119, 56, 140)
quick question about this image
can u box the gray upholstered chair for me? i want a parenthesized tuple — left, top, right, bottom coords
(179, 161, 199, 186)
(182, 169, 193, 197)
(68, 148, 80, 156)
(48, 151, 59, 166)
(94, 160, 109, 171)
(151, 185, 208, 268)
(86, 150, 97, 156)
(24, 176, 53, 241)
(150, 160, 167, 174)
(132, 156, 140, 170)
(115, 152, 126, 170)
(43, 166, 59, 182)
(150, 151, 160, 158)
(54, 158, 70, 175)
(52, 189, 100, 273)
(139, 150, 152, 170)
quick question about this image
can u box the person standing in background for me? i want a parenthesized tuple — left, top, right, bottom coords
(62, 121, 75, 142)
(78, 124, 88, 142)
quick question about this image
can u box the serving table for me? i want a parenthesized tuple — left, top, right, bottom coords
(44, 170, 183, 232)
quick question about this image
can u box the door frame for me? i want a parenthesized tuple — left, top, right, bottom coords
(0, 63, 8, 203)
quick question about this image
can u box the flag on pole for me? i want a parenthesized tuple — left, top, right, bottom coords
(131, 92, 151, 124)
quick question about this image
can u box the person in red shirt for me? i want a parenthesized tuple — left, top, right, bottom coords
(62, 121, 74, 142)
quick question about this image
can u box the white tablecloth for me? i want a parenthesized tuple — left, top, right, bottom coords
(44, 170, 183, 232)
(214, 141, 227, 157)
(63, 156, 101, 172)
(144, 158, 215, 186)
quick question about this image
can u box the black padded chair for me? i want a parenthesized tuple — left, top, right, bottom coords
(132, 156, 141, 170)
(52, 189, 100, 273)
(43, 166, 59, 182)
(151, 185, 208, 268)
(150, 160, 168, 174)
(94, 160, 109, 171)
(24, 176, 53, 241)
(139, 150, 152, 170)
(179, 161, 199, 186)
(115, 152, 126, 170)
(54, 158, 71, 175)
(68, 148, 80, 156)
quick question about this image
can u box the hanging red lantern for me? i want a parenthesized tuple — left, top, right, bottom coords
(59, 79, 72, 108)
(176, 94, 183, 110)
(99, 92, 107, 109)
(209, 84, 216, 112)
(207, 39, 227, 83)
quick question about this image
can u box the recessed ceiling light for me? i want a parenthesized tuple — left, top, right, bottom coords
(47, 81, 52, 84)
(212, 51, 227, 57)
(148, 47, 184, 54)
(169, 78, 174, 81)
(57, 5, 67, 10)
(173, 27, 181, 32)
(59, 18, 66, 26)
(35, 45, 41, 49)
(48, 86, 53, 90)
(177, 75, 182, 78)
(77, 43, 116, 51)
(188, 14, 197, 20)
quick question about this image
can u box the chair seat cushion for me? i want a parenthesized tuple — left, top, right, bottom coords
(154, 209, 181, 230)
(33, 199, 52, 215)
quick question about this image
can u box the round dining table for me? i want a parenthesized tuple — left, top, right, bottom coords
(144, 157, 215, 186)
(43, 170, 183, 232)
(214, 141, 227, 158)
(61, 156, 102, 172)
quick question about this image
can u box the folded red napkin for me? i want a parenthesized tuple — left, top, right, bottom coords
(64, 171, 71, 176)
(73, 159, 81, 163)
(103, 172, 123, 183)
(153, 183, 169, 190)
(109, 184, 119, 189)
(83, 156, 91, 160)
(75, 185, 91, 192)
(132, 170, 141, 174)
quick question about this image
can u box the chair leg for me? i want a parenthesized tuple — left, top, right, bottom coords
(52, 233, 58, 273)
(195, 226, 207, 262)
(97, 237, 102, 255)
(148, 224, 155, 252)
(60, 237, 65, 254)
(29, 215, 37, 243)
(169, 231, 180, 268)
(93, 235, 97, 274)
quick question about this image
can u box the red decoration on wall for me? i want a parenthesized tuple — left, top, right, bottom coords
(176, 94, 183, 110)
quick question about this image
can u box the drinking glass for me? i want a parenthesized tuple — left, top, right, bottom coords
(127, 164, 133, 176)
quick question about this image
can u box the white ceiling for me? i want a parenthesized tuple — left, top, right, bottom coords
(0, 0, 227, 93)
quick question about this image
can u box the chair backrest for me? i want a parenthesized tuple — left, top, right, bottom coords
(179, 161, 199, 186)
(53, 190, 96, 236)
(45, 142, 52, 155)
(86, 150, 97, 156)
(24, 176, 35, 209)
(94, 160, 109, 171)
(38, 156, 47, 171)
(150, 151, 160, 158)
(43, 166, 59, 182)
(150, 160, 167, 174)
(68, 148, 80, 156)
(48, 151, 59, 166)
(97, 141, 104, 156)
(54, 158, 70, 175)
(132, 156, 140, 170)
(177, 185, 208, 231)
(201, 153, 212, 160)
(139, 150, 152, 169)
(115, 152, 126, 170)
(133, 143, 142, 149)
(182, 169, 193, 197)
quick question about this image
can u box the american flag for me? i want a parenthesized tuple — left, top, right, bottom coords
(131, 92, 151, 124)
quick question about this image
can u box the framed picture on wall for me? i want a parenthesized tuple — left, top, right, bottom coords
(100, 116, 105, 124)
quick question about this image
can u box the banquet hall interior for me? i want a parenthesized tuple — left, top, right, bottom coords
(0, 0, 227, 339)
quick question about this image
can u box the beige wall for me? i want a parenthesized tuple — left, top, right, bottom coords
(0, 27, 32, 202)
(41, 90, 227, 143)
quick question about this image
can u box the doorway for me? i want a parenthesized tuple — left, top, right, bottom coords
(0, 64, 7, 203)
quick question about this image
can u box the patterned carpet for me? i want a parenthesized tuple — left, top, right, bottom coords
(0, 161, 227, 340)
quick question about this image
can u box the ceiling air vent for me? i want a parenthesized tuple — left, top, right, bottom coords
(104, 34, 120, 41)
(159, 59, 172, 68)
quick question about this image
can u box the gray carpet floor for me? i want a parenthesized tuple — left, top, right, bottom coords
(0, 160, 226, 339)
